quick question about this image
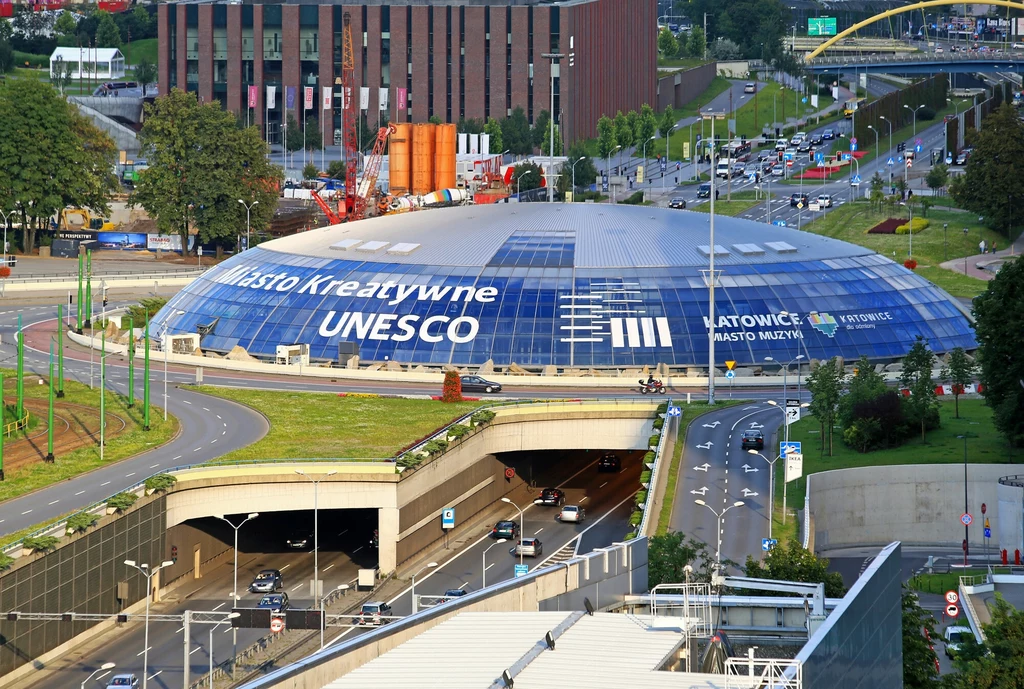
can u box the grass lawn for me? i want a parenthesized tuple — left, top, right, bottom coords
(123, 38, 157, 66)
(908, 570, 989, 595)
(193, 387, 485, 461)
(0, 371, 178, 505)
(785, 399, 1018, 508)
(915, 265, 990, 299)
(692, 190, 762, 217)
(658, 57, 713, 69)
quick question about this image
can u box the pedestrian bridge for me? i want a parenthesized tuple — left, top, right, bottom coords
(803, 52, 1024, 74)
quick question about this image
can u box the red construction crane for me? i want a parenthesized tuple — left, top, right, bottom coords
(353, 124, 395, 220)
(340, 12, 358, 219)
(310, 189, 342, 225)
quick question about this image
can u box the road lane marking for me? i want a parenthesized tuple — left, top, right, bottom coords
(212, 603, 225, 611)
(173, 456, 182, 460)
(323, 564, 335, 571)
(21, 510, 32, 515)
(147, 672, 162, 681)
(150, 464, 160, 469)
(48, 500, 59, 505)
(281, 564, 290, 571)
(211, 438, 218, 443)
(599, 482, 608, 488)
(184, 400, 192, 405)
(291, 584, 303, 592)
(353, 546, 364, 553)
(190, 647, 201, 655)
(101, 481, 110, 486)
(484, 563, 495, 571)
(222, 431, 226, 436)
(534, 528, 544, 535)
(216, 415, 222, 420)
(136, 646, 152, 656)
(202, 407, 210, 412)
(125, 473, 135, 478)
(338, 529, 348, 536)
(193, 447, 202, 452)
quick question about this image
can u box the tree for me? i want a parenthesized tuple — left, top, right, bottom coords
(50, 56, 74, 94)
(926, 163, 949, 195)
(870, 172, 885, 211)
(637, 104, 658, 157)
(326, 159, 346, 181)
(428, 114, 443, 125)
(899, 336, 939, 443)
(806, 357, 843, 456)
(940, 347, 977, 420)
(838, 355, 887, 428)
(658, 106, 676, 141)
(302, 116, 322, 152)
(284, 114, 304, 153)
(597, 115, 617, 162)
(484, 116, 503, 155)
(129, 5, 152, 40)
(302, 162, 318, 180)
(950, 104, 1024, 238)
(501, 106, 532, 155)
(973, 257, 1024, 447)
(532, 109, 550, 149)
(0, 38, 11, 74)
(902, 587, 940, 689)
(540, 125, 562, 156)
(559, 141, 597, 196)
(943, 594, 1024, 687)
(614, 110, 634, 154)
(53, 11, 78, 46)
(687, 26, 706, 60)
(647, 532, 718, 587)
(510, 161, 543, 193)
(457, 117, 484, 134)
(658, 26, 678, 58)
(132, 57, 157, 94)
(95, 12, 122, 49)
(132, 89, 281, 257)
(709, 37, 743, 60)
(743, 540, 846, 598)
(626, 109, 641, 149)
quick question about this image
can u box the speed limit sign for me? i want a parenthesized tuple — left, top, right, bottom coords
(945, 590, 959, 605)
(270, 616, 285, 633)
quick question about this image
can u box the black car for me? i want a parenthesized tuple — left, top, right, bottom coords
(286, 529, 313, 549)
(598, 453, 621, 472)
(740, 430, 764, 451)
(256, 593, 289, 613)
(459, 375, 502, 393)
(757, 150, 772, 162)
(440, 587, 469, 603)
(668, 197, 687, 209)
(809, 133, 824, 146)
(797, 140, 812, 153)
(249, 569, 283, 593)
(696, 182, 712, 198)
(790, 193, 809, 207)
(536, 487, 565, 506)
(491, 520, 520, 539)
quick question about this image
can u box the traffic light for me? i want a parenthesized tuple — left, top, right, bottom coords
(102, 296, 108, 307)
(170, 545, 178, 563)
(897, 142, 906, 153)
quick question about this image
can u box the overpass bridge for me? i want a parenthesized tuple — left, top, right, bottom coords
(803, 52, 1024, 74)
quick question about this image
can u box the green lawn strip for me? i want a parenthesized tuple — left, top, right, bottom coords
(907, 570, 991, 595)
(123, 38, 158, 66)
(692, 191, 762, 217)
(671, 76, 733, 121)
(657, 57, 713, 69)
(914, 265, 990, 299)
(192, 387, 485, 461)
(785, 399, 1016, 508)
(0, 374, 178, 505)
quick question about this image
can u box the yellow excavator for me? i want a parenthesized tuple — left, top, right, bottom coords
(58, 208, 115, 232)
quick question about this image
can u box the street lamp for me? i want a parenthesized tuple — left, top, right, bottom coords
(123, 559, 175, 689)
(664, 124, 679, 190)
(541, 51, 565, 202)
(411, 561, 438, 613)
(747, 449, 782, 540)
(641, 135, 657, 183)
(501, 497, 526, 566)
(161, 310, 186, 422)
(693, 499, 745, 566)
(570, 156, 588, 201)
(958, 433, 975, 566)
(867, 124, 878, 161)
(900, 201, 914, 257)
(216, 512, 259, 676)
(294, 469, 338, 649)
(0, 209, 9, 270)
(516, 170, 530, 199)
(81, 662, 116, 689)
(237, 199, 258, 251)
(879, 115, 893, 161)
(701, 109, 726, 405)
(904, 103, 925, 137)
(482, 539, 507, 589)
(209, 612, 240, 688)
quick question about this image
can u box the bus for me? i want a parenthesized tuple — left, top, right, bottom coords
(844, 98, 866, 119)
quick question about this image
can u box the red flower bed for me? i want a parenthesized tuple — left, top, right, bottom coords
(441, 370, 464, 403)
(904, 258, 918, 270)
(867, 218, 905, 234)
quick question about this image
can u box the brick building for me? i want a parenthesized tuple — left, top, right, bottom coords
(157, 0, 656, 147)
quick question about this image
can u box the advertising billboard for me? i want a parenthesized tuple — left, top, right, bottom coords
(808, 17, 837, 36)
(97, 232, 148, 250)
(146, 234, 196, 252)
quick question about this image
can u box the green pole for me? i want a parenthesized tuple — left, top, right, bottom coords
(16, 313, 23, 420)
(87, 247, 92, 276)
(143, 313, 151, 431)
(85, 274, 92, 328)
(77, 253, 83, 333)
(0, 370, 5, 480)
(46, 341, 54, 463)
(57, 303, 65, 398)
(127, 316, 134, 407)
(101, 330, 105, 460)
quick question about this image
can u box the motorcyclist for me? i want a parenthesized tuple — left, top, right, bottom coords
(646, 373, 656, 388)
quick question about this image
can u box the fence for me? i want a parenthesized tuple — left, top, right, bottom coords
(4, 412, 29, 437)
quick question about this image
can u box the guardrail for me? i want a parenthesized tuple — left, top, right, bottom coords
(637, 401, 672, 538)
(998, 474, 1024, 488)
(4, 413, 29, 437)
(809, 51, 1024, 66)
(1, 269, 206, 285)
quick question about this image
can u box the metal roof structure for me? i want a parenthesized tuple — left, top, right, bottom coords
(261, 203, 871, 269)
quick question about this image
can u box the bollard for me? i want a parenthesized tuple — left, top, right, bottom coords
(1017, 549, 1022, 566)
(1002, 549, 1009, 566)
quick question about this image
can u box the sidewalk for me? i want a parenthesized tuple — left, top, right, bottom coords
(939, 233, 1024, 280)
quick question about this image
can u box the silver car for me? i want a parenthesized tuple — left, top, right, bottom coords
(512, 537, 543, 558)
(558, 505, 586, 523)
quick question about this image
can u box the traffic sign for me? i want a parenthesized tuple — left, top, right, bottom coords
(841, 152, 851, 161)
(780, 442, 802, 456)
(850, 143, 858, 152)
(915, 137, 922, 145)
(442, 507, 456, 530)
(667, 405, 682, 417)
(985, 527, 992, 538)
(748, 173, 758, 182)
(982, 503, 987, 514)
(270, 616, 285, 633)
(797, 201, 804, 209)
(725, 370, 736, 379)
(786, 160, 793, 167)
(915, 144, 922, 153)
(815, 152, 825, 162)
(784, 152, 794, 161)
(850, 137, 858, 145)
(809, 202, 821, 211)
(817, 161, 825, 168)
(761, 538, 778, 551)
(851, 174, 862, 185)
(725, 360, 736, 370)
(887, 157, 895, 166)
(907, 160, 913, 168)
(946, 603, 960, 618)
(945, 155, 953, 165)
(945, 590, 959, 604)
(514, 563, 529, 578)
(772, 220, 787, 227)
(961, 513, 973, 527)
(505, 467, 516, 480)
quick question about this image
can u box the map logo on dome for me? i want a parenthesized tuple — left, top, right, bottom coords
(808, 312, 839, 338)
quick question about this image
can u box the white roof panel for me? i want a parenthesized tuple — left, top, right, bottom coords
(355, 240, 390, 252)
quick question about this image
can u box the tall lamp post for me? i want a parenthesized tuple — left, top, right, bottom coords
(294, 469, 338, 649)
(664, 123, 679, 190)
(693, 499, 745, 567)
(641, 135, 656, 187)
(900, 201, 914, 257)
(0, 209, 9, 270)
(216, 512, 259, 676)
(867, 125, 878, 161)
(747, 449, 782, 540)
(764, 353, 808, 525)
(541, 51, 565, 202)
(209, 613, 240, 688)
(570, 156, 588, 201)
(958, 433, 975, 565)
(161, 310, 186, 422)
(701, 110, 725, 405)
(501, 497, 525, 566)
(124, 559, 174, 689)
(482, 539, 507, 588)
(516, 170, 530, 199)
(904, 103, 925, 137)
(237, 199, 258, 251)
(81, 662, 116, 689)
(410, 561, 438, 614)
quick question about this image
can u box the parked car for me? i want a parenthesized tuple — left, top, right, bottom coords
(740, 429, 764, 451)
(256, 593, 289, 613)
(816, 194, 833, 208)
(956, 151, 969, 165)
(249, 569, 283, 593)
(696, 182, 712, 198)
(790, 193, 809, 207)
(558, 505, 586, 523)
(512, 537, 543, 557)
(285, 529, 313, 549)
(491, 520, 520, 539)
(598, 453, 621, 472)
(822, 128, 836, 140)
(355, 601, 392, 626)
(536, 487, 565, 506)
(459, 375, 502, 393)
(668, 197, 687, 209)
(944, 625, 974, 658)
(744, 82, 756, 93)
(106, 676, 139, 689)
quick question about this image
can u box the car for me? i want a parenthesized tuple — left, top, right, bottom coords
(944, 625, 974, 658)
(816, 194, 833, 208)
(771, 164, 785, 177)
(355, 601, 392, 626)
(696, 182, 712, 198)
(256, 593, 289, 613)
(1013, 42, 1024, 49)
(370, 529, 379, 548)
(759, 160, 775, 173)
(668, 197, 687, 209)
(822, 128, 835, 140)
(598, 453, 621, 472)
(740, 429, 764, 451)
(459, 375, 502, 393)
(744, 82, 756, 93)
(797, 140, 812, 153)
(785, 146, 798, 159)
(790, 131, 807, 145)
(439, 587, 469, 603)
(956, 151, 969, 165)
(106, 675, 139, 689)
(536, 487, 565, 506)
(774, 138, 788, 151)
(730, 162, 746, 178)
(934, 46, 944, 54)
(790, 193, 809, 207)
(512, 537, 543, 557)
(742, 166, 760, 181)
(715, 161, 733, 179)
(248, 569, 283, 593)
(491, 520, 520, 539)
(809, 133, 823, 146)
(285, 529, 312, 549)
(558, 505, 586, 523)
(757, 150, 772, 162)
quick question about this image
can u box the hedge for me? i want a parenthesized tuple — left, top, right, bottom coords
(653, 417, 664, 430)
(447, 424, 472, 441)
(643, 451, 656, 464)
(106, 492, 138, 512)
(423, 438, 449, 456)
(656, 402, 668, 414)
(635, 490, 648, 505)
(648, 434, 660, 447)
(398, 453, 423, 468)
(66, 513, 98, 534)
(628, 511, 643, 527)
(471, 410, 496, 427)
(896, 217, 929, 234)
(23, 535, 60, 553)
(0, 553, 13, 570)
(145, 474, 177, 493)
(640, 470, 652, 484)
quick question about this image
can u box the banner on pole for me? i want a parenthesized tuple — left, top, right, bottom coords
(248, 85, 258, 108)
(266, 86, 276, 110)
(286, 86, 295, 110)
(322, 86, 332, 110)
(359, 86, 369, 110)
(396, 87, 407, 110)
(303, 86, 314, 110)
(379, 87, 389, 110)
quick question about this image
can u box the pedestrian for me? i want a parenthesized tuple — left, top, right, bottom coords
(992, 241, 998, 253)
(979, 239, 986, 254)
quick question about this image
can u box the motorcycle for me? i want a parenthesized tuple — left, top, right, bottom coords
(638, 379, 667, 394)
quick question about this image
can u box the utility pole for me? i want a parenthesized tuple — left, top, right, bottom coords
(542, 52, 565, 202)
(57, 304, 65, 398)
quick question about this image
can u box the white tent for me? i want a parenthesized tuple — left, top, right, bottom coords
(49, 46, 125, 81)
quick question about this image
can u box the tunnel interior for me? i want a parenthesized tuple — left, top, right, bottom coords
(498, 449, 647, 491)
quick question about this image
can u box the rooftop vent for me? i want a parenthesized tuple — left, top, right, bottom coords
(329, 239, 362, 251)
(733, 243, 765, 256)
(697, 245, 730, 257)
(387, 242, 422, 255)
(765, 241, 798, 254)
(356, 240, 390, 252)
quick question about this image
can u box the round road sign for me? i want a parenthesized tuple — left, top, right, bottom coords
(505, 467, 516, 479)
(961, 513, 973, 527)
(945, 590, 960, 605)
(946, 603, 960, 618)
(271, 616, 285, 633)
(786, 160, 794, 167)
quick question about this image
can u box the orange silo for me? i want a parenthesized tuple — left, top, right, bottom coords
(411, 123, 436, 195)
(388, 122, 412, 195)
(434, 123, 457, 191)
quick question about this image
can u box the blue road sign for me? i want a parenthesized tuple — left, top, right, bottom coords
(514, 564, 529, 578)
(762, 538, 778, 551)
(748, 173, 757, 182)
(601, 175, 609, 193)
(817, 161, 825, 168)
(802, 96, 807, 104)
(985, 527, 992, 539)
(915, 144, 922, 153)
(815, 152, 825, 162)
(660, 159, 668, 172)
(772, 220, 787, 227)
(781, 442, 802, 456)
(783, 152, 794, 161)
(842, 153, 852, 161)
(442, 507, 456, 530)
(850, 143, 858, 152)
(667, 405, 682, 417)
(887, 157, 895, 166)
(725, 370, 736, 379)
(851, 174, 862, 184)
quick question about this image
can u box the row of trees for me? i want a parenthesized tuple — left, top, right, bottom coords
(596, 104, 676, 164)
(673, 0, 799, 70)
(658, 26, 707, 60)
(9, 5, 154, 56)
(443, 107, 564, 157)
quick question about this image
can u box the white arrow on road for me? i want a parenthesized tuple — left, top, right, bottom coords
(742, 464, 759, 473)
(741, 488, 759, 497)
(743, 406, 759, 410)
(695, 463, 710, 472)
(702, 421, 722, 428)
(690, 486, 709, 496)
(748, 422, 764, 429)
(696, 441, 714, 450)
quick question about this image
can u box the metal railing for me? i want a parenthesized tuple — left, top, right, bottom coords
(809, 51, 1024, 66)
(4, 413, 29, 437)
(637, 400, 672, 538)
(1, 269, 206, 285)
(999, 474, 1024, 488)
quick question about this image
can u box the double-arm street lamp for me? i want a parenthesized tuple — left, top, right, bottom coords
(501, 497, 526, 566)
(411, 561, 438, 613)
(904, 103, 925, 137)
(570, 156, 588, 201)
(216, 512, 259, 675)
(237, 199, 258, 251)
(81, 662, 116, 689)
(294, 469, 338, 648)
(694, 499, 745, 567)
(124, 559, 175, 689)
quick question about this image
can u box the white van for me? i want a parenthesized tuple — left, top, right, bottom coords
(715, 160, 734, 179)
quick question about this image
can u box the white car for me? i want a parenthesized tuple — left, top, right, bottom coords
(775, 138, 788, 152)
(558, 505, 586, 523)
(790, 132, 807, 145)
(944, 625, 974, 658)
(816, 194, 833, 208)
(1012, 42, 1024, 49)
(934, 46, 944, 54)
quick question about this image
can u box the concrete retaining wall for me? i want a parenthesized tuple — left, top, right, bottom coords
(657, 62, 716, 111)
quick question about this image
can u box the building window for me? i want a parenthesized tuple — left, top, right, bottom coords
(300, 28, 318, 61)
(527, 7, 533, 122)
(213, 28, 227, 61)
(186, 27, 198, 60)
(242, 28, 254, 61)
(446, 5, 452, 123)
(428, 7, 434, 118)
(263, 29, 282, 60)
(506, 6, 511, 117)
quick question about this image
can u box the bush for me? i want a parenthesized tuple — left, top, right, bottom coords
(397, 453, 423, 468)
(447, 424, 472, 441)
(0, 266, 10, 279)
(422, 438, 449, 456)
(648, 434, 661, 447)
(635, 489, 648, 505)
(0, 553, 12, 571)
(656, 402, 668, 414)
(895, 217, 929, 234)
(12, 50, 49, 68)
(106, 491, 138, 512)
(919, 105, 937, 121)
(624, 531, 638, 540)
(640, 470, 652, 484)
(471, 409, 496, 427)
(126, 297, 168, 325)
(653, 417, 664, 430)
(144, 473, 177, 493)
(66, 513, 98, 534)
(643, 451, 656, 464)
(629, 510, 643, 526)
(442, 370, 463, 403)
(904, 258, 918, 270)
(23, 535, 60, 553)
(619, 190, 646, 205)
